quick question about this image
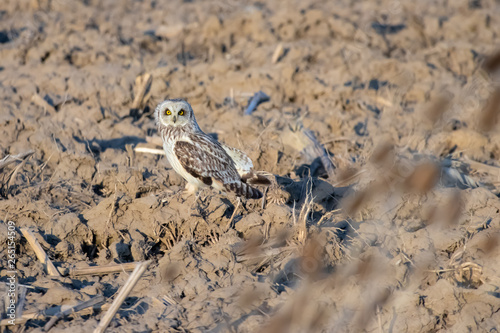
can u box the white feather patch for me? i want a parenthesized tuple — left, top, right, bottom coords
(220, 143, 253, 177)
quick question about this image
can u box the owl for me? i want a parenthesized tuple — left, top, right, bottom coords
(155, 99, 270, 199)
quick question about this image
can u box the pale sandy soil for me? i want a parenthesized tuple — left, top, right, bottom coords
(1, 0, 500, 332)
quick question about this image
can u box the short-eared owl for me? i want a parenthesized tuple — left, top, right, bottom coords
(155, 99, 270, 199)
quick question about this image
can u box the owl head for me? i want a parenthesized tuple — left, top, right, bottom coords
(155, 99, 195, 128)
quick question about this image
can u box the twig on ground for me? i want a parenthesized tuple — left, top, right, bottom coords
(5, 157, 29, 196)
(93, 261, 151, 333)
(230, 88, 235, 107)
(60, 262, 138, 277)
(0, 151, 34, 171)
(272, 43, 284, 64)
(320, 136, 355, 145)
(237, 246, 295, 262)
(426, 268, 455, 273)
(1, 283, 38, 290)
(331, 169, 366, 187)
(0, 302, 110, 326)
(44, 295, 105, 331)
(462, 157, 500, 177)
(261, 187, 268, 209)
(131, 73, 153, 110)
(133, 147, 165, 155)
(20, 228, 61, 277)
(297, 187, 314, 244)
(303, 129, 335, 179)
(30, 153, 53, 182)
(227, 198, 241, 231)
(160, 295, 178, 306)
(377, 306, 383, 333)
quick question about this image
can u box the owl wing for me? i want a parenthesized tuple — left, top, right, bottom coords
(220, 142, 271, 186)
(174, 135, 241, 187)
(219, 143, 253, 176)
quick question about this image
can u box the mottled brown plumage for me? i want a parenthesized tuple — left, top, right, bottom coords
(155, 99, 267, 199)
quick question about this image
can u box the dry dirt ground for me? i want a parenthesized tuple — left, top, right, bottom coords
(1, 0, 500, 332)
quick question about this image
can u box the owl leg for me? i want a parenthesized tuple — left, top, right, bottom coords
(184, 182, 198, 196)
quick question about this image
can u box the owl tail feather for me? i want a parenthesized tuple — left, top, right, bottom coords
(225, 181, 263, 199)
(241, 172, 272, 186)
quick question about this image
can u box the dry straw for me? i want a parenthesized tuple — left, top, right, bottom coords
(93, 260, 151, 333)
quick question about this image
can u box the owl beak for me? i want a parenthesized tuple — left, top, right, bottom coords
(172, 115, 177, 123)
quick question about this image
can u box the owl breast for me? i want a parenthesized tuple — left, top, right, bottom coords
(161, 125, 207, 189)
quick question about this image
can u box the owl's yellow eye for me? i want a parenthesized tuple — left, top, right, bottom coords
(179, 110, 184, 116)
(166, 109, 171, 115)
